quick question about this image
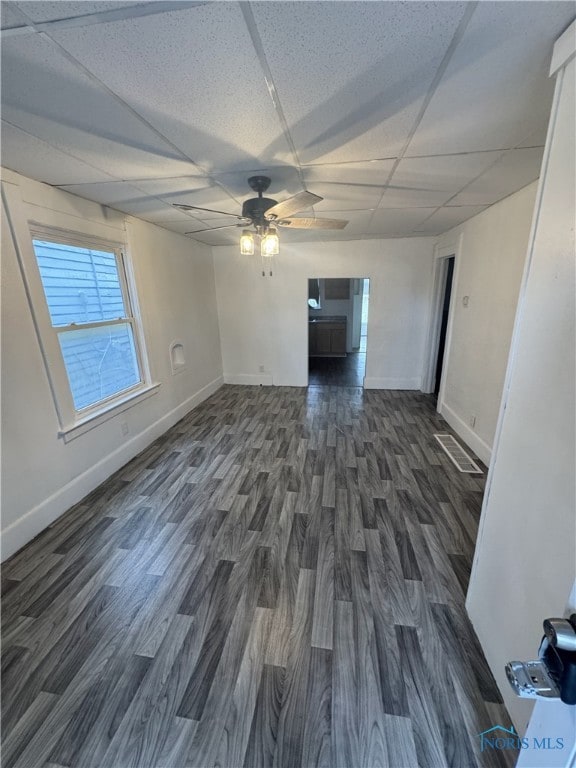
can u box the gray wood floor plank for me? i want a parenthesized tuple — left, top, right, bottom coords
(216, 606, 273, 768)
(273, 568, 316, 768)
(331, 600, 359, 768)
(350, 550, 388, 768)
(244, 665, 285, 768)
(301, 647, 332, 768)
(311, 507, 335, 650)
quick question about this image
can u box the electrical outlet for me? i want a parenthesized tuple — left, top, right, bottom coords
(121, 421, 129, 436)
(469, 415, 476, 428)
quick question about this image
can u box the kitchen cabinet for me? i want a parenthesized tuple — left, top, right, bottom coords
(309, 318, 347, 356)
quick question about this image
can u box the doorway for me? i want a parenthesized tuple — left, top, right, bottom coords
(434, 257, 455, 397)
(307, 278, 369, 387)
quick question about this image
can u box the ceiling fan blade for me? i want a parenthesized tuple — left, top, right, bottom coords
(174, 203, 247, 220)
(277, 217, 348, 230)
(265, 190, 323, 221)
(185, 224, 241, 234)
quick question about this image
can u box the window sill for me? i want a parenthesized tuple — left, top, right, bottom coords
(58, 383, 161, 443)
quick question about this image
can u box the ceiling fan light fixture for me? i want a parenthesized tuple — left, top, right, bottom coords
(261, 228, 279, 257)
(240, 230, 255, 255)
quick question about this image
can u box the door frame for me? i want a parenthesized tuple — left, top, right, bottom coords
(305, 276, 370, 388)
(421, 236, 462, 410)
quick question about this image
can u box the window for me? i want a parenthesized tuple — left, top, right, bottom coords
(26, 227, 155, 439)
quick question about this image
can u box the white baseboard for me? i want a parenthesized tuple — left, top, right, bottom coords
(438, 401, 492, 466)
(363, 376, 422, 390)
(1, 375, 224, 562)
(223, 373, 273, 386)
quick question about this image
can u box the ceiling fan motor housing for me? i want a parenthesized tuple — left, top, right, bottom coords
(242, 197, 278, 227)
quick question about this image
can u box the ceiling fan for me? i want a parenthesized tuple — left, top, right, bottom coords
(173, 175, 349, 237)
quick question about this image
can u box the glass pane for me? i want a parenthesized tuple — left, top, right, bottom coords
(58, 323, 141, 411)
(32, 239, 126, 326)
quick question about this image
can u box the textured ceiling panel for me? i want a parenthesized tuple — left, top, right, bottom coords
(49, 4, 294, 172)
(381, 151, 503, 208)
(1, 33, 196, 180)
(1, 120, 114, 185)
(448, 148, 544, 207)
(368, 207, 436, 237)
(57, 180, 149, 206)
(303, 161, 394, 211)
(252, 1, 468, 164)
(15, 2, 144, 23)
(413, 205, 488, 234)
(406, 2, 575, 156)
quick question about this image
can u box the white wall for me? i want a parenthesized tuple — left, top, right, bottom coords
(1, 169, 223, 560)
(434, 181, 538, 463)
(466, 39, 575, 733)
(213, 238, 435, 388)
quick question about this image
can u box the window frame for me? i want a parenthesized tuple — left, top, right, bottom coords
(23, 223, 157, 441)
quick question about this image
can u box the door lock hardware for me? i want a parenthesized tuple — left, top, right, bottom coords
(506, 614, 576, 704)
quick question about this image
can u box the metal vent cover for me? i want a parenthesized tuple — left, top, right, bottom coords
(433, 434, 483, 474)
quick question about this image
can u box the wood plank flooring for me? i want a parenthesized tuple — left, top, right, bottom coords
(1, 385, 518, 768)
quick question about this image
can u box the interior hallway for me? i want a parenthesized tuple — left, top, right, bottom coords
(1, 385, 516, 768)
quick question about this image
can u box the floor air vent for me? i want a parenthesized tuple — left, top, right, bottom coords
(433, 434, 483, 474)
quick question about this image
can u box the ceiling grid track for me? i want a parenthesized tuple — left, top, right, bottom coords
(239, 2, 306, 193)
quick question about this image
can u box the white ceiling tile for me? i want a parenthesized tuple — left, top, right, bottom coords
(449, 148, 544, 207)
(49, 4, 294, 172)
(1, 33, 195, 180)
(407, 2, 575, 155)
(412, 206, 488, 235)
(303, 161, 394, 211)
(184, 227, 241, 247)
(25, 2, 144, 22)
(58, 180, 148, 205)
(381, 151, 503, 208)
(368, 207, 436, 237)
(1, 120, 114, 185)
(252, 1, 468, 164)
(15, 2, 144, 23)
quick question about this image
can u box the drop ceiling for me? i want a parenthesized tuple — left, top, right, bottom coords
(1, 1, 574, 245)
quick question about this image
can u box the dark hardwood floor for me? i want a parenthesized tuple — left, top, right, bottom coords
(308, 334, 366, 388)
(1, 385, 516, 768)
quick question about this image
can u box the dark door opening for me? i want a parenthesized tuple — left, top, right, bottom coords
(434, 257, 455, 397)
(308, 278, 369, 387)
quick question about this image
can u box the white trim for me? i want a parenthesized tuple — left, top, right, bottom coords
(223, 373, 273, 386)
(363, 376, 422, 390)
(59, 382, 160, 442)
(0, 375, 224, 561)
(437, 402, 492, 466)
(550, 19, 576, 76)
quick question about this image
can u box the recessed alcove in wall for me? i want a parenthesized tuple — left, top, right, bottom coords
(169, 341, 187, 375)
